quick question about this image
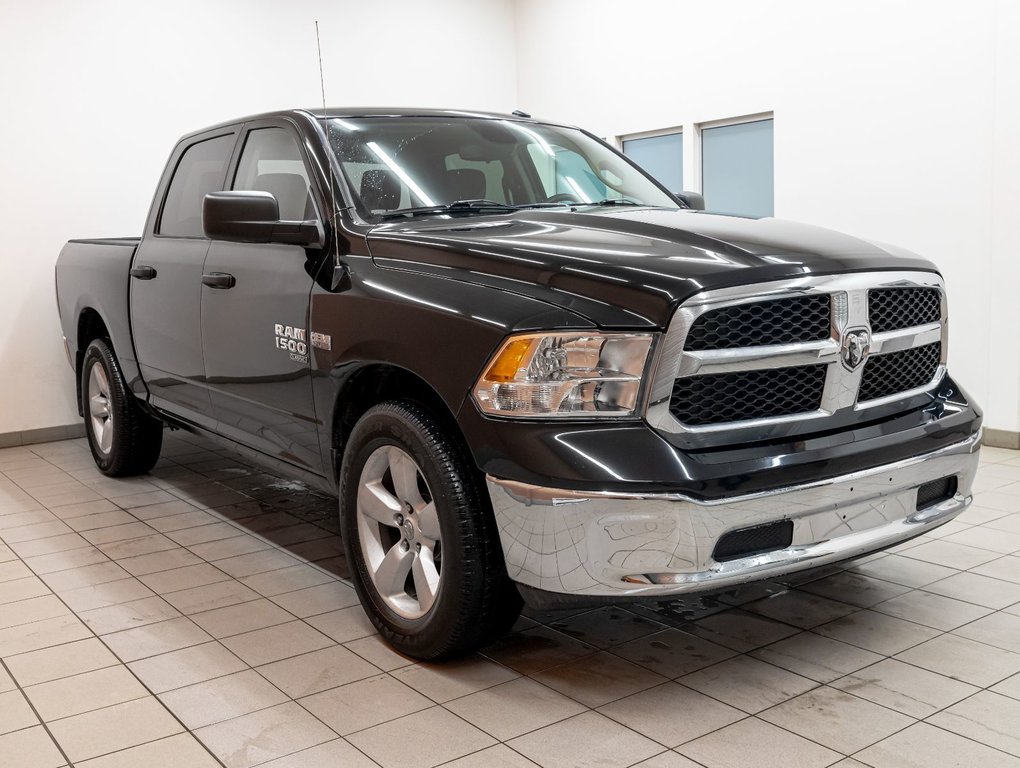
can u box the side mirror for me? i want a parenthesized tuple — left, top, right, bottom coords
(203, 191, 324, 247)
(674, 190, 706, 211)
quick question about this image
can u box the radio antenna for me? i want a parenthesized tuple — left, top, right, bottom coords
(314, 21, 336, 218)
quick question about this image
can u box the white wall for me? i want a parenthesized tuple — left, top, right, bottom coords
(515, 0, 1020, 435)
(0, 0, 517, 434)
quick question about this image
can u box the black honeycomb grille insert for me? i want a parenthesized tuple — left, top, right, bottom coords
(670, 364, 826, 426)
(858, 342, 941, 402)
(916, 476, 958, 510)
(868, 287, 941, 333)
(714, 520, 794, 562)
(684, 294, 831, 351)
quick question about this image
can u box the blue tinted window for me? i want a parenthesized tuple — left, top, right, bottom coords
(623, 133, 683, 192)
(701, 119, 774, 217)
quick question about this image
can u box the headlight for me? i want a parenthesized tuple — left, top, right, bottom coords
(472, 332, 654, 418)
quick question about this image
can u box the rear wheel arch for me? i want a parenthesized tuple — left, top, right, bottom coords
(75, 308, 111, 415)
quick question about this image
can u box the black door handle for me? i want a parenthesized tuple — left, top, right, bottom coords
(130, 265, 157, 280)
(202, 272, 236, 289)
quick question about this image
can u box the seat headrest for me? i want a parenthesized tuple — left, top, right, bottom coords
(360, 169, 401, 212)
(254, 173, 310, 220)
(444, 168, 486, 201)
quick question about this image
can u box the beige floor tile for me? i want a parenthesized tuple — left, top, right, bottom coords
(188, 534, 272, 561)
(8, 532, 91, 559)
(190, 598, 293, 639)
(65, 510, 137, 532)
(895, 633, 1020, 687)
(221, 620, 334, 667)
(24, 664, 148, 721)
(678, 654, 817, 714)
(348, 705, 494, 768)
(991, 671, 1020, 700)
(74, 732, 221, 768)
(23, 546, 109, 575)
(268, 581, 360, 618)
(41, 561, 129, 592)
(147, 510, 219, 533)
(856, 721, 1020, 768)
(1, 520, 73, 543)
(97, 533, 178, 560)
(213, 549, 301, 579)
(128, 641, 248, 693)
(300, 673, 432, 735)
(953, 611, 1020, 653)
(971, 555, 1020, 584)
(744, 589, 859, 629)
(0, 595, 72, 630)
(0, 689, 39, 734)
(750, 630, 884, 683)
(681, 609, 800, 652)
(598, 681, 744, 748)
(0, 510, 57, 531)
(508, 711, 662, 768)
(43, 499, 117, 521)
(47, 696, 184, 763)
(0, 614, 91, 657)
(257, 738, 379, 768)
(532, 650, 668, 708)
(612, 628, 738, 678)
(118, 548, 203, 576)
(831, 658, 978, 718)
(159, 669, 288, 729)
(814, 608, 941, 655)
(0, 725, 67, 768)
(480, 625, 598, 676)
(872, 589, 992, 630)
(759, 685, 914, 753)
(79, 595, 182, 635)
(139, 563, 231, 595)
(305, 606, 376, 644)
(678, 716, 840, 768)
(944, 525, 1020, 554)
(924, 570, 1020, 609)
(58, 577, 156, 612)
(797, 570, 912, 608)
(256, 644, 380, 698)
(80, 521, 157, 546)
(850, 553, 959, 588)
(102, 616, 213, 662)
(195, 701, 335, 768)
(239, 564, 335, 597)
(901, 540, 1001, 570)
(0, 576, 51, 605)
(165, 522, 240, 546)
(0, 559, 33, 582)
(928, 690, 1020, 757)
(439, 743, 541, 768)
(0, 664, 13, 693)
(343, 633, 417, 672)
(543, 606, 663, 649)
(2, 633, 105, 692)
(390, 654, 517, 704)
(162, 579, 261, 615)
(445, 676, 586, 741)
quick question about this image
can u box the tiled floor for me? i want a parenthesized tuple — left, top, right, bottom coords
(2, 433, 1020, 768)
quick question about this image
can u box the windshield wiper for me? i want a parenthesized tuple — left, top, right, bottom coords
(380, 199, 516, 219)
(578, 197, 644, 207)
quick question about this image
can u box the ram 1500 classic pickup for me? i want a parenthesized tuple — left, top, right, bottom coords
(55, 108, 982, 659)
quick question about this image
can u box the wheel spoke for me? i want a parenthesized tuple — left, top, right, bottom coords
(89, 394, 107, 418)
(359, 480, 401, 526)
(374, 542, 413, 597)
(388, 448, 422, 505)
(412, 548, 440, 613)
(99, 420, 113, 453)
(417, 501, 440, 541)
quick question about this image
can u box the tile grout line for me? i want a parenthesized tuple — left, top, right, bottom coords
(0, 656, 76, 768)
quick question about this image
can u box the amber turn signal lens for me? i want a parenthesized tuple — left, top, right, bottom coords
(485, 338, 534, 382)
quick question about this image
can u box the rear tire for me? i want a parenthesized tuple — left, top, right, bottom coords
(339, 400, 522, 660)
(82, 339, 163, 476)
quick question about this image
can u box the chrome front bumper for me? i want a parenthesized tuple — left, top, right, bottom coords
(486, 430, 981, 599)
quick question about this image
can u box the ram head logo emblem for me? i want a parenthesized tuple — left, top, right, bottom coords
(840, 328, 871, 371)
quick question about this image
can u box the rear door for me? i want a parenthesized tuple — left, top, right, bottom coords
(131, 130, 238, 428)
(199, 120, 324, 472)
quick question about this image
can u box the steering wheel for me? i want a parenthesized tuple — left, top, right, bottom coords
(544, 193, 582, 204)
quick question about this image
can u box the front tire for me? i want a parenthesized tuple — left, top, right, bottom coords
(340, 400, 521, 660)
(81, 339, 163, 476)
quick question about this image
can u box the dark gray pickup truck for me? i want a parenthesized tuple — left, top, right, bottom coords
(55, 108, 982, 659)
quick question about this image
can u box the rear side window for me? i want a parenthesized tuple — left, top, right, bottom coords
(233, 128, 316, 221)
(158, 134, 234, 237)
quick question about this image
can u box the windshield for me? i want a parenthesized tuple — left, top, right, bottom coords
(324, 116, 679, 218)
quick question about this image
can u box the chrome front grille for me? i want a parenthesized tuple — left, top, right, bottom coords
(647, 272, 948, 441)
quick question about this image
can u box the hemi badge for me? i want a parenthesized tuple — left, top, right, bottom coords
(310, 332, 332, 351)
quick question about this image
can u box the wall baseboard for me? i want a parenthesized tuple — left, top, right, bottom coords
(0, 423, 86, 449)
(983, 428, 1020, 450)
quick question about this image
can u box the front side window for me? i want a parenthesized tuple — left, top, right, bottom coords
(325, 117, 678, 217)
(158, 134, 234, 237)
(234, 127, 316, 221)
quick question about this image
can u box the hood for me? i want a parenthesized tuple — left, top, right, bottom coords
(366, 207, 937, 328)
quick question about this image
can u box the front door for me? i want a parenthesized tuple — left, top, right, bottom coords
(131, 131, 237, 429)
(200, 123, 323, 472)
